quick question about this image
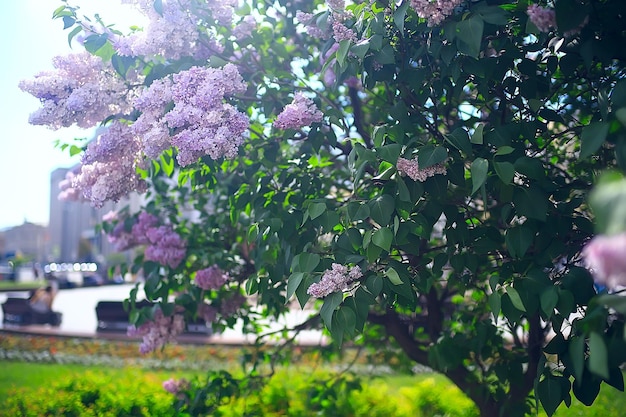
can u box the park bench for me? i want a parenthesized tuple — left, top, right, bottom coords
(95, 300, 212, 335)
(1, 297, 62, 327)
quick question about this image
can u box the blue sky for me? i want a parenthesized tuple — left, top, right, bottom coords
(0, 1, 142, 230)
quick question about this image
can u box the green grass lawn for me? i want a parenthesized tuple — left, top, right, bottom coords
(0, 361, 191, 403)
(0, 280, 47, 291)
(1, 333, 625, 416)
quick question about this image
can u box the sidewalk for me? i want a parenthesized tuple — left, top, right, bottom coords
(1, 284, 326, 346)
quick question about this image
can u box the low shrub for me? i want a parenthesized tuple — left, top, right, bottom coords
(2, 368, 173, 417)
(2, 365, 478, 417)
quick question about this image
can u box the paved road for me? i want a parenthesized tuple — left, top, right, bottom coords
(0, 284, 325, 345)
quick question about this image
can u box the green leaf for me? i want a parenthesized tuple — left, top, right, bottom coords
(83, 33, 108, 54)
(573, 370, 601, 406)
(505, 225, 534, 259)
(385, 267, 403, 285)
(372, 227, 393, 251)
(153, 0, 164, 16)
(488, 292, 501, 320)
(287, 272, 304, 300)
(418, 145, 448, 169)
(320, 292, 343, 330)
(494, 161, 515, 184)
(588, 332, 610, 380)
(595, 294, 626, 315)
(569, 336, 585, 382)
(67, 26, 82, 47)
(470, 158, 489, 194)
(335, 306, 357, 338)
(377, 143, 402, 163)
(308, 202, 326, 220)
(471, 124, 484, 144)
(368, 194, 395, 225)
(506, 287, 526, 312)
(337, 39, 351, 66)
(455, 16, 484, 58)
(445, 128, 472, 155)
(580, 122, 610, 159)
(351, 39, 370, 60)
(555, 0, 590, 33)
(537, 376, 563, 417)
(540, 286, 558, 318)
(366, 275, 383, 296)
(513, 187, 549, 222)
(375, 44, 395, 65)
(495, 146, 515, 156)
(393, 0, 410, 33)
(589, 177, 626, 235)
(292, 253, 320, 273)
(62, 15, 75, 29)
(616, 108, 626, 127)
(475, 4, 509, 25)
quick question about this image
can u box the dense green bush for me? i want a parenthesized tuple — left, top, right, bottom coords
(196, 370, 478, 416)
(2, 368, 173, 417)
(2, 366, 478, 417)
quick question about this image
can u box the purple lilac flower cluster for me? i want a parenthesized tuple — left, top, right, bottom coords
(396, 157, 447, 182)
(198, 302, 218, 323)
(194, 265, 230, 291)
(582, 233, 626, 290)
(133, 64, 249, 166)
(19, 52, 133, 129)
(107, 211, 157, 251)
(107, 212, 186, 268)
(69, 121, 147, 207)
(113, 0, 219, 60)
(162, 378, 189, 395)
(144, 226, 187, 268)
(295, 11, 332, 39)
(307, 263, 363, 298)
(332, 21, 358, 43)
(232, 15, 257, 40)
(219, 292, 246, 317)
(526, 4, 556, 33)
(58, 169, 81, 202)
(127, 309, 186, 354)
(409, 0, 463, 27)
(197, 293, 245, 324)
(274, 92, 323, 130)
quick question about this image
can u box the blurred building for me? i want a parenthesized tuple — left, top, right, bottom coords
(0, 221, 48, 263)
(48, 167, 143, 265)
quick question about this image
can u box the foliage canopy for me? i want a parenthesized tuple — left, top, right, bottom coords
(22, 0, 626, 415)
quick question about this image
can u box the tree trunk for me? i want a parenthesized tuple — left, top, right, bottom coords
(369, 309, 545, 417)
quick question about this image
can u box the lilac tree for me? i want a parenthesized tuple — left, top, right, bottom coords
(21, 0, 626, 415)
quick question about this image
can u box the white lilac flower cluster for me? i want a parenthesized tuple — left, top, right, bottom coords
(107, 212, 187, 268)
(409, 0, 463, 27)
(396, 157, 447, 182)
(194, 265, 230, 291)
(132, 64, 249, 166)
(69, 121, 147, 207)
(19, 52, 133, 130)
(307, 263, 363, 298)
(127, 309, 186, 354)
(582, 233, 626, 290)
(274, 92, 324, 130)
(112, 0, 221, 60)
(526, 4, 556, 33)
